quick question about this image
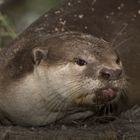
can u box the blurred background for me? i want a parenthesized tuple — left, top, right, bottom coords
(0, 0, 62, 47)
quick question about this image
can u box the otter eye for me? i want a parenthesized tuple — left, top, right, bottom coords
(116, 57, 120, 65)
(74, 58, 87, 66)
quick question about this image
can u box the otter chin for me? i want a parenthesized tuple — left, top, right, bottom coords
(0, 32, 127, 126)
(75, 82, 126, 106)
(95, 87, 121, 103)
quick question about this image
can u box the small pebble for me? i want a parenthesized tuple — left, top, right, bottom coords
(78, 14, 84, 19)
(54, 27, 59, 32)
(61, 125, 67, 130)
(68, 2, 71, 6)
(55, 11, 61, 14)
(83, 124, 87, 129)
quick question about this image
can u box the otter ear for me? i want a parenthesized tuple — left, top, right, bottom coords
(32, 47, 48, 65)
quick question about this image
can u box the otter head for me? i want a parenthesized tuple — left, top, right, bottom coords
(32, 32, 127, 110)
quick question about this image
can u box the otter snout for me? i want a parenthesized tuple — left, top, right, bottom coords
(99, 68, 122, 81)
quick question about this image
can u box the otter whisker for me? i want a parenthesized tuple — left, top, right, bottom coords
(46, 86, 82, 122)
(121, 89, 128, 104)
(48, 85, 82, 112)
(46, 78, 82, 94)
(111, 23, 128, 47)
(116, 37, 133, 49)
(41, 80, 82, 111)
(40, 82, 82, 123)
(58, 87, 82, 112)
(104, 105, 108, 115)
(46, 82, 82, 112)
(37, 79, 81, 112)
(107, 104, 111, 114)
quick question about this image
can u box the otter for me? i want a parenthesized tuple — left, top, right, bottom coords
(0, 32, 127, 126)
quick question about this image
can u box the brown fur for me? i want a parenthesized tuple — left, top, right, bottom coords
(0, 32, 127, 126)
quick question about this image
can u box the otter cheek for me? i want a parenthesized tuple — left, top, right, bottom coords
(75, 94, 96, 105)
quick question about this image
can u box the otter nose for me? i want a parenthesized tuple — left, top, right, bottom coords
(99, 68, 122, 80)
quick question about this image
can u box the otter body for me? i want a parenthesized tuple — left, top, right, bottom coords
(0, 32, 127, 126)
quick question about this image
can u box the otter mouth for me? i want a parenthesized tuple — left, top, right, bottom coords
(95, 87, 119, 103)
